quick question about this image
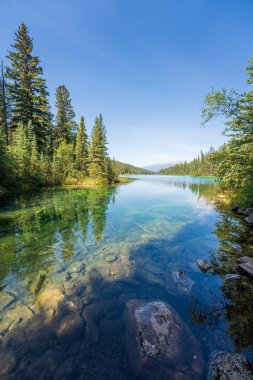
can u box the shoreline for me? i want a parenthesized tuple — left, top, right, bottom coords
(0, 177, 132, 198)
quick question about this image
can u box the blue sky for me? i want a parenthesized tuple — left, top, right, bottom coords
(1, 0, 253, 166)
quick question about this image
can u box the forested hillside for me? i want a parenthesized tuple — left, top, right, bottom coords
(159, 148, 217, 177)
(113, 161, 153, 174)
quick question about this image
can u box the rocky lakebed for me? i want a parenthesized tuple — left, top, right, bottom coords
(0, 176, 253, 379)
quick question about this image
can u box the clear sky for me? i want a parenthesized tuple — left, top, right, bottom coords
(1, 0, 253, 167)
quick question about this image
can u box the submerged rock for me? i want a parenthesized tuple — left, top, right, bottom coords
(85, 320, 100, 345)
(0, 291, 16, 310)
(37, 285, 64, 313)
(197, 259, 212, 273)
(68, 261, 85, 274)
(238, 256, 253, 278)
(207, 351, 253, 380)
(224, 274, 242, 282)
(104, 254, 118, 262)
(25, 349, 66, 380)
(124, 300, 204, 379)
(56, 313, 84, 346)
(30, 270, 47, 294)
(82, 303, 104, 323)
(0, 348, 17, 376)
(166, 266, 195, 295)
(53, 357, 77, 380)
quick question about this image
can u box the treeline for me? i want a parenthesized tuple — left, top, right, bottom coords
(0, 23, 117, 190)
(159, 147, 217, 176)
(162, 52, 253, 206)
(114, 160, 153, 175)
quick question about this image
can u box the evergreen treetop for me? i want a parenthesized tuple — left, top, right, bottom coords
(6, 22, 51, 150)
(54, 84, 76, 144)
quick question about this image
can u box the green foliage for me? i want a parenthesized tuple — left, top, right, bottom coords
(200, 56, 253, 206)
(160, 147, 217, 177)
(113, 160, 153, 174)
(0, 129, 10, 186)
(54, 85, 76, 145)
(8, 123, 42, 187)
(162, 53, 253, 207)
(88, 114, 111, 184)
(75, 116, 89, 174)
(0, 62, 10, 144)
(6, 23, 51, 150)
(0, 23, 118, 191)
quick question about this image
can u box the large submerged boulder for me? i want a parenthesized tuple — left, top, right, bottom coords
(124, 300, 204, 379)
(207, 351, 253, 380)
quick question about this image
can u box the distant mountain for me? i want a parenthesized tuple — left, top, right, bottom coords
(143, 162, 182, 172)
(114, 161, 154, 175)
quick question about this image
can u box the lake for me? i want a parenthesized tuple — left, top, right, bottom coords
(0, 175, 253, 379)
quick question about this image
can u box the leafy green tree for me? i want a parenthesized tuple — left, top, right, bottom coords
(52, 140, 75, 181)
(201, 57, 253, 205)
(75, 116, 89, 174)
(6, 23, 51, 150)
(39, 153, 52, 186)
(54, 85, 76, 144)
(30, 133, 41, 185)
(9, 123, 30, 182)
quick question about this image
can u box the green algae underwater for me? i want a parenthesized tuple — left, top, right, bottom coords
(0, 175, 253, 379)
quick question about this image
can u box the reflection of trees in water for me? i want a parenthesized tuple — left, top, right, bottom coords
(189, 199, 253, 351)
(89, 188, 115, 243)
(222, 280, 253, 350)
(0, 186, 117, 287)
(171, 180, 218, 203)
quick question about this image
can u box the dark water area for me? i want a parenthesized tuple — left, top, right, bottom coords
(0, 175, 253, 379)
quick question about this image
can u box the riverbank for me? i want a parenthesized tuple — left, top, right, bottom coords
(0, 176, 132, 198)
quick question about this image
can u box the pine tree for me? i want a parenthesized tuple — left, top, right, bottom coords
(0, 62, 10, 144)
(75, 116, 88, 174)
(6, 22, 51, 150)
(88, 114, 108, 182)
(54, 85, 76, 144)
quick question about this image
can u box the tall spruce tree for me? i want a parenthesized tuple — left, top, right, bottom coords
(54, 85, 76, 144)
(6, 22, 51, 150)
(88, 114, 108, 182)
(0, 62, 10, 144)
(75, 116, 88, 174)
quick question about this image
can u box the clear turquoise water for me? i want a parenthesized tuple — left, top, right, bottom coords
(0, 175, 252, 379)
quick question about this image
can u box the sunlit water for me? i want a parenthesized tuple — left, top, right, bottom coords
(0, 175, 253, 379)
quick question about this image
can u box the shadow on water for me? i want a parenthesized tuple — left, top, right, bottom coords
(0, 178, 253, 378)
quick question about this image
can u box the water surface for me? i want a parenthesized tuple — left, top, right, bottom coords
(0, 175, 253, 379)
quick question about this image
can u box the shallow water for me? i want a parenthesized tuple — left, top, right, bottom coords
(0, 175, 253, 379)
